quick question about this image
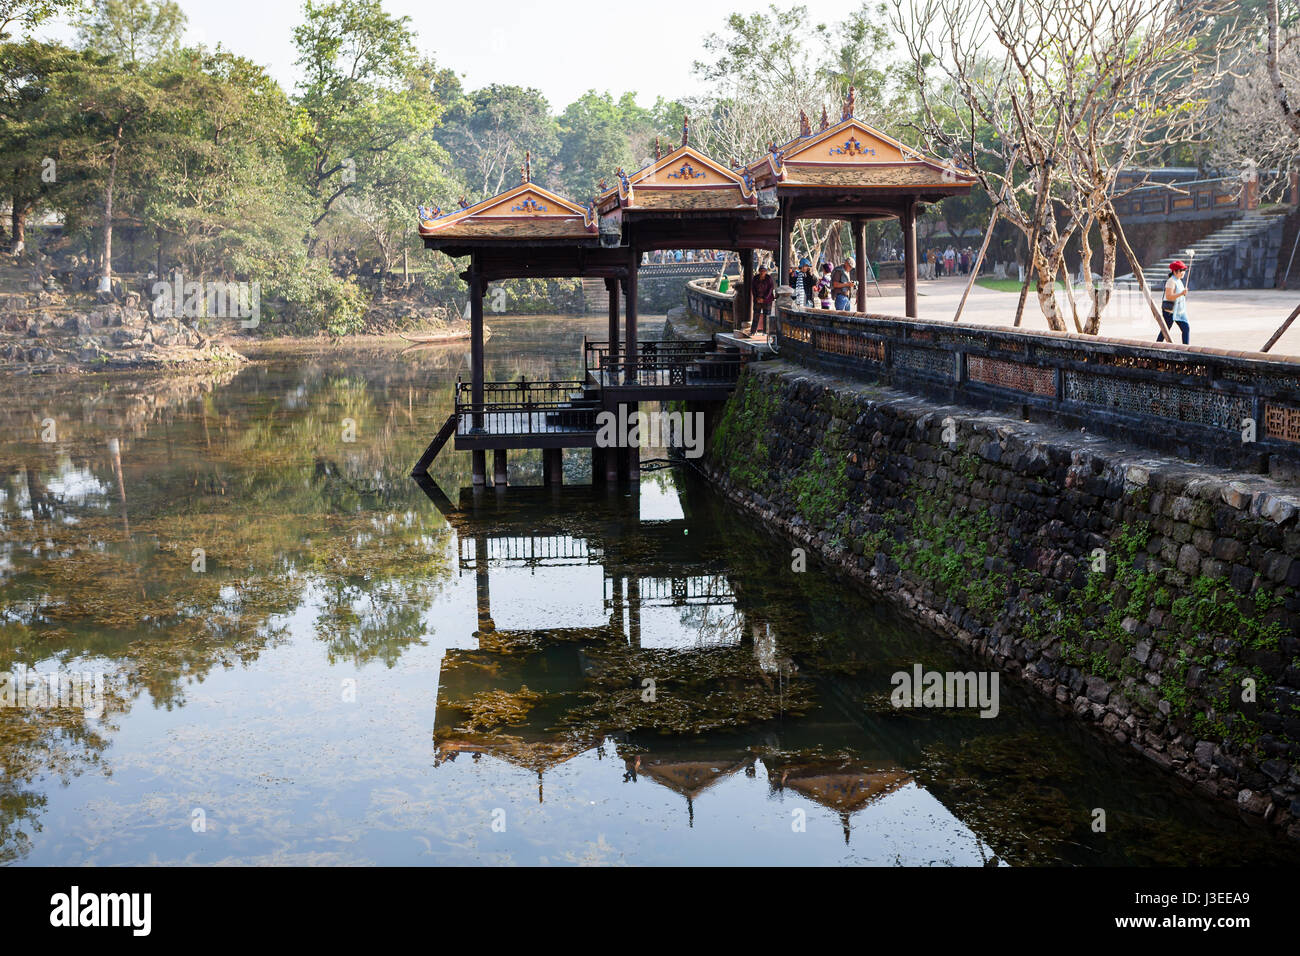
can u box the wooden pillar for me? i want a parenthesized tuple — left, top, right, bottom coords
(779, 207, 792, 280)
(853, 218, 867, 313)
(902, 200, 918, 318)
(605, 432, 620, 483)
(627, 405, 639, 483)
(740, 249, 753, 331)
(493, 449, 507, 487)
(623, 254, 638, 384)
(469, 259, 487, 485)
(605, 277, 620, 383)
(544, 448, 563, 485)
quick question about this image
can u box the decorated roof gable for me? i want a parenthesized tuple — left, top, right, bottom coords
(598, 143, 757, 212)
(746, 115, 975, 190)
(419, 182, 597, 239)
(782, 118, 916, 166)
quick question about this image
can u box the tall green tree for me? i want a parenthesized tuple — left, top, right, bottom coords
(291, 0, 447, 250)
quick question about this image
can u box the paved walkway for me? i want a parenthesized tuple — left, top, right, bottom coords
(858, 276, 1300, 356)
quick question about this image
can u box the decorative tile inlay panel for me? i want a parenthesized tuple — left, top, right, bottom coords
(967, 355, 1055, 396)
(1064, 371, 1250, 430)
(893, 345, 954, 379)
(1265, 404, 1300, 443)
(813, 328, 885, 362)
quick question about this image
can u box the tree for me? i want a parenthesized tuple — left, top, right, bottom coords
(437, 84, 557, 199)
(893, 0, 1242, 334)
(76, 0, 182, 67)
(291, 0, 447, 251)
(0, 40, 75, 253)
(0, 0, 83, 39)
(1267, 0, 1300, 137)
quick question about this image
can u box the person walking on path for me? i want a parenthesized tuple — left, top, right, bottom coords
(1156, 260, 1190, 345)
(832, 256, 855, 311)
(747, 264, 775, 335)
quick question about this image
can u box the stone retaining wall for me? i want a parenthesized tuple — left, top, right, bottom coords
(703, 360, 1300, 841)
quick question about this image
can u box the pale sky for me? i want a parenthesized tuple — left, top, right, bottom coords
(34, 0, 897, 110)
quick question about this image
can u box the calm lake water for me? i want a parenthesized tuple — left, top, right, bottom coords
(1, 314, 1296, 866)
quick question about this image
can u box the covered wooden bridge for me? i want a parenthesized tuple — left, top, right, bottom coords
(412, 97, 973, 485)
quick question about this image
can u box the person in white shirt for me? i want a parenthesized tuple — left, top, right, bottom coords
(1157, 260, 1190, 345)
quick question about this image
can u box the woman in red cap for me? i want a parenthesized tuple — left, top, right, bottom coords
(1157, 260, 1190, 344)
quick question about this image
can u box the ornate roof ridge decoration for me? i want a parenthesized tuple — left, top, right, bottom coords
(667, 161, 706, 180)
(417, 203, 444, 221)
(682, 113, 689, 147)
(829, 135, 873, 157)
(820, 105, 830, 131)
(521, 149, 531, 184)
(655, 136, 662, 161)
(842, 85, 855, 121)
(799, 109, 811, 137)
(458, 196, 470, 209)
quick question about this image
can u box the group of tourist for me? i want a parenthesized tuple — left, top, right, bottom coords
(739, 255, 860, 337)
(920, 245, 978, 279)
(643, 249, 730, 264)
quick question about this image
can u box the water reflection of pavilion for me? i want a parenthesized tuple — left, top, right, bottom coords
(424, 477, 914, 839)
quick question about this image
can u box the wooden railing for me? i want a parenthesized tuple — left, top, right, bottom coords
(775, 303, 1300, 469)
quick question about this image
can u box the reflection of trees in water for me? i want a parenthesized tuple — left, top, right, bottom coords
(672, 574, 747, 648)
(0, 355, 463, 859)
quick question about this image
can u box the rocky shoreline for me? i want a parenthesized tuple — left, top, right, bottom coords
(2, 300, 246, 374)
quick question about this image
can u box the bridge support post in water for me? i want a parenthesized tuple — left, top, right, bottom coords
(544, 448, 563, 486)
(493, 450, 508, 487)
(626, 401, 640, 482)
(605, 441, 620, 483)
(902, 198, 918, 318)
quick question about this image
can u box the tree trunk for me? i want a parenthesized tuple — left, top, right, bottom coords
(10, 195, 28, 256)
(99, 123, 123, 294)
(1083, 217, 1117, 336)
(1034, 239, 1066, 331)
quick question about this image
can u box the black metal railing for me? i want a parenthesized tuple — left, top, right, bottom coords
(583, 337, 744, 387)
(455, 377, 586, 408)
(454, 376, 598, 437)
